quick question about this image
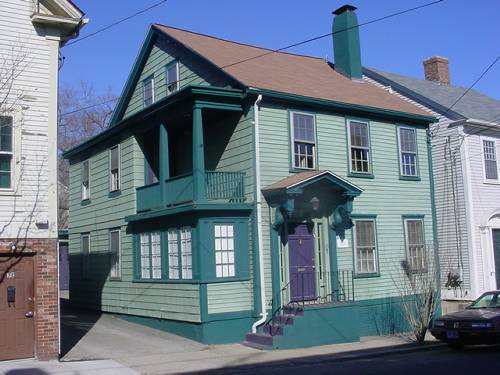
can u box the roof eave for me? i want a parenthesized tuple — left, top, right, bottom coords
(248, 87, 437, 125)
(363, 67, 464, 121)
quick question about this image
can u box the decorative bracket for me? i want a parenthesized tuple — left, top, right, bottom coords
(331, 195, 355, 240)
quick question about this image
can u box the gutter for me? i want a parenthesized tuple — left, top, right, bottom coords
(247, 87, 437, 125)
(251, 94, 268, 333)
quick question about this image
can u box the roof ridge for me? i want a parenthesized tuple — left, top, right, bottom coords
(153, 23, 326, 62)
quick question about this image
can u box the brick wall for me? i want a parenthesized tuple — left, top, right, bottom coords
(0, 238, 59, 360)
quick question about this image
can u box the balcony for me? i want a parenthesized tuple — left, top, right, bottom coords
(136, 170, 245, 212)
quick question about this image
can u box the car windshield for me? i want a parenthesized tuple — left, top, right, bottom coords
(468, 292, 500, 309)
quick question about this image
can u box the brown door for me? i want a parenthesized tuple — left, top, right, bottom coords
(0, 255, 35, 360)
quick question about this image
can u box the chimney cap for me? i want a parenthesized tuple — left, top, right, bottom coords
(333, 4, 357, 16)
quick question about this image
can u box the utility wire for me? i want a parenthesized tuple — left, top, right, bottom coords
(65, 0, 169, 47)
(60, 0, 444, 117)
(431, 55, 500, 138)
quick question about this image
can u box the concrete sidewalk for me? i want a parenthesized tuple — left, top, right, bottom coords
(0, 358, 138, 375)
(120, 334, 443, 374)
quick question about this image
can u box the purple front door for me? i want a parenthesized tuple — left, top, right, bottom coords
(288, 223, 316, 302)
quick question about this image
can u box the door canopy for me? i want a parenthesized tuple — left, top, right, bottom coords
(262, 170, 363, 239)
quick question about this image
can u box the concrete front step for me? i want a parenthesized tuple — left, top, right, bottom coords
(244, 333, 273, 349)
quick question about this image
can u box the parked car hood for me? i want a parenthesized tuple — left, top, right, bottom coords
(441, 308, 500, 320)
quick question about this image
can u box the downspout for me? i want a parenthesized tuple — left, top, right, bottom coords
(251, 94, 267, 333)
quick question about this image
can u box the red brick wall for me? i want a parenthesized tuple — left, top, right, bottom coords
(0, 238, 59, 360)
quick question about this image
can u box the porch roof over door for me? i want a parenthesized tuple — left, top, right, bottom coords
(262, 170, 363, 199)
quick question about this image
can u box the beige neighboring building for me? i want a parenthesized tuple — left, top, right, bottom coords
(0, 0, 86, 360)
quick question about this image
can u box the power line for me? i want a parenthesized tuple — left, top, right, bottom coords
(64, 0, 169, 47)
(60, 0, 444, 117)
(431, 55, 500, 138)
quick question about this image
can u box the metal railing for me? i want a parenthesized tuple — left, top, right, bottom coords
(205, 171, 245, 202)
(285, 269, 355, 305)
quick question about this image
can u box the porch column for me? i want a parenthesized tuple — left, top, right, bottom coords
(159, 123, 170, 206)
(192, 104, 206, 202)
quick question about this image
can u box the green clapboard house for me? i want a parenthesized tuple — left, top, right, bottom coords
(64, 5, 439, 348)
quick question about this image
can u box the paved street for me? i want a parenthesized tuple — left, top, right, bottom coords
(198, 345, 500, 375)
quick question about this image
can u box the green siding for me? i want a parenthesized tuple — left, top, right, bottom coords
(68, 135, 201, 323)
(207, 281, 253, 314)
(123, 37, 230, 119)
(258, 103, 434, 304)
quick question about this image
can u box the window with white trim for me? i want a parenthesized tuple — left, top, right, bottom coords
(0, 116, 13, 189)
(139, 232, 162, 280)
(483, 139, 498, 181)
(291, 112, 316, 169)
(166, 61, 179, 94)
(168, 229, 179, 279)
(81, 233, 90, 279)
(215, 224, 235, 278)
(348, 120, 371, 174)
(398, 127, 418, 177)
(353, 219, 378, 274)
(109, 145, 120, 191)
(109, 229, 121, 278)
(167, 228, 192, 280)
(180, 228, 192, 279)
(404, 219, 426, 271)
(81, 160, 90, 200)
(143, 76, 154, 106)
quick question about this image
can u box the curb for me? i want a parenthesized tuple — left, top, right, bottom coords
(199, 341, 447, 374)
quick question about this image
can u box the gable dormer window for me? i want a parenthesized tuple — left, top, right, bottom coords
(143, 76, 154, 106)
(166, 61, 179, 94)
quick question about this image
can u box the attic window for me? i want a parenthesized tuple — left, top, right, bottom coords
(143, 76, 154, 106)
(166, 61, 179, 94)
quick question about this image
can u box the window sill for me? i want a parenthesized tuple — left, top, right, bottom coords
(289, 167, 317, 173)
(483, 179, 500, 185)
(354, 272, 380, 279)
(108, 190, 121, 198)
(0, 188, 20, 196)
(132, 278, 199, 284)
(109, 277, 122, 281)
(399, 175, 421, 181)
(348, 172, 374, 179)
(81, 199, 91, 206)
(200, 277, 251, 284)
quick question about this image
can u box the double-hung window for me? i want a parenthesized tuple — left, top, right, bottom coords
(167, 228, 193, 280)
(348, 120, 371, 174)
(166, 61, 179, 94)
(482, 138, 498, 181)
(109, 145, 120, 192)
(215, 224, 235, 278)
(139, 232, 162, 280)
(353, 219, 378, 275)
(291, 112, 316, 169)
(81, 160, 90, 200)
(109, 229, 121, 279)
(0, 116, 13, 189)
(143, 76, 154, 106)
(81, 233, 90, 279)
(404, 219, 426, 271)
(398, 127, 418, 177)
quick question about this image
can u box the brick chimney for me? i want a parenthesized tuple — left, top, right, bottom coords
(423, 56, 450, 84)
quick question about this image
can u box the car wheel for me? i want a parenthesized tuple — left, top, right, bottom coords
(448, 342, 464, 350)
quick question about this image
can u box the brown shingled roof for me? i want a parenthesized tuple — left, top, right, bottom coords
(154, 24, 429, 117)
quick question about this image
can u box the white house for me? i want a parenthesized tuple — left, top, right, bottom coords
(365, 57, 500, 304)
(0, 0, 85, 360)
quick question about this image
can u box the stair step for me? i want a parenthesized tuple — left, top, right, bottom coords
(263, 323, 284, 336)
(273, 314, 294, 325)
(244, 333, 273, 349)
(283, 305, 304, 316)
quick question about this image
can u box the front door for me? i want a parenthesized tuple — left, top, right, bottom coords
(492, 229, 500, 288)
(0, 255, 35, 360)
(288, 223, 316, 302)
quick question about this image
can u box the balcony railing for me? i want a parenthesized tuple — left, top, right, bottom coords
(136, 170, 245, 212)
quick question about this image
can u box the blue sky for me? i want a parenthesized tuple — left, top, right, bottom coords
(60, 0, 500, 101)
